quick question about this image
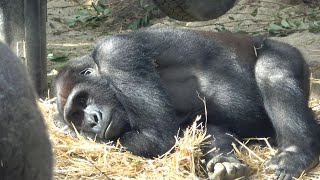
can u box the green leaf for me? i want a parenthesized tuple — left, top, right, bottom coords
(98, 0, 105, 3)
(50, 56, 68, 62)
(288, 20, 297, 28)
(293, 20, 303, 27)
(128, 13, 151, 30)
(47, 53, 54, 59)
(313, 21, 320, 27)
(128, 20, 140, 30)
(228, 16, 235, 20)
(64, 17, 76, 27)
(269, 23, 284, 31)
(251, 8, 258, 17)
(309, 21, 320, 33)
(98, 0, 106, 9)
(79, 10, 90, 16)
(47, 52, 68, 62)
(142, 14, 150, 26)
(281, 19, 290, 28)
(103, 8, 111, 16)
(47, 49, 68, 62)
(85, 16, 99, 23)
(310, 26, 320, 33)
(92, 2, 104, 14)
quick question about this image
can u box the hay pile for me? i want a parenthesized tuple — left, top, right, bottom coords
(39, 99, 320, 180)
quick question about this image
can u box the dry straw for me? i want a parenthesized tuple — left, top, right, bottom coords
(38, 99, 320, 180)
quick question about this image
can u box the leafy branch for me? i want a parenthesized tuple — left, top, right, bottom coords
(64, 0, 112, 28)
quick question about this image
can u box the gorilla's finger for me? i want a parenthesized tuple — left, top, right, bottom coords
(210, 163, 226, 180)
(222, 162, 236, 179)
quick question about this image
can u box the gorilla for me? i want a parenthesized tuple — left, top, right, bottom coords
(0, 42, 52, 180)
(152, 0, 238, 21)
(55, 28, 320, 180)
(152, 0, 320, 22)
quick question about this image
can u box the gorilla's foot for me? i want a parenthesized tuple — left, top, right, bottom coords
(206, 155, 249, 180)
(265, 146, 319, 180)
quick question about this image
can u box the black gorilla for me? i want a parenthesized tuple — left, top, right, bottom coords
(0, 43, 52, 180)
(152, 0, 238, 21)
(55, 28, 320, 180)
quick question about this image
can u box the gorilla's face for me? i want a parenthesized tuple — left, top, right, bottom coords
(55, 56, 130, 140)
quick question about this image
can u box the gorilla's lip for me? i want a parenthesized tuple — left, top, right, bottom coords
(102, 109, 114, 139)
(104, 121, 113, 139)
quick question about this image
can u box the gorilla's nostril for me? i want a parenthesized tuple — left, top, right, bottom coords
(90, 123, 97, 128)
(94, 111, 102, 123)
(94, 114, 99, 123)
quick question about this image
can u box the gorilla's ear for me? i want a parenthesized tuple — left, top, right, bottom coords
(55, 68, 74, 119)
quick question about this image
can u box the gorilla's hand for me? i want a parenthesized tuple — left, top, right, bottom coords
(265, 146, 319, 180)
(207, 155, 248, 180)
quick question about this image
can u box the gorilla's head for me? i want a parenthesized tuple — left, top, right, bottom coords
(55, 55, 130, 140)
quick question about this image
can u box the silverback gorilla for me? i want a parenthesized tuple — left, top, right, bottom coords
(55, 28, 320, 180)
(0, 43, 52, 180)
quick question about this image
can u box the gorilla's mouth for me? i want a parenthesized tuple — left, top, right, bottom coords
(102, 109, 114, 139)
(102, 108, 129, 140)
(103, 121, 112, 138)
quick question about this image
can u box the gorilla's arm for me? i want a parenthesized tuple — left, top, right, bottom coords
(93, 35, 179, 157)
(90, 28, 231, 157)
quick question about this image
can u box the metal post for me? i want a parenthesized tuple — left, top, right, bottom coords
(0, 0, 24, 54)
(0, 0, 47, 97)
(24, 0, 47, 96)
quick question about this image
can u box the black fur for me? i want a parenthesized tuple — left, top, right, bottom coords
(55, 28, 320, 179)
(0, 43, 52, 180)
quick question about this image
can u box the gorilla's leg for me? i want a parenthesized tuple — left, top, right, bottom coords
(202, 124, 248, 180)
(255, 39, 319, 179)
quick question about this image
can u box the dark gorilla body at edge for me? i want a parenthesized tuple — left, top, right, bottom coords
(0, 42, 52, 180)
(55, 27, 320, 180)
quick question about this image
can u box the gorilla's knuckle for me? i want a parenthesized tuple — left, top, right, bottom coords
(100, 37, 122, 51)
(94, 35, 140, 66)
(255, 57, 274, 78)
(255, 57, 291, 86)
(98, 35, 135, 53)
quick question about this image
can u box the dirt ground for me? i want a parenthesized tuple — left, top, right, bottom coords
(47, 0, 158, 68)
(47, 0, 320, 65)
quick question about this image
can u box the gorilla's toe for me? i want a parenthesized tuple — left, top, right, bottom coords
(207, 155, 248, 180)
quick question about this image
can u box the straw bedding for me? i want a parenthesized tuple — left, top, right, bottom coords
(38, 99, 320, 180)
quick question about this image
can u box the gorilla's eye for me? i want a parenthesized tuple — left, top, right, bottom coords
(79, 68, 93, 76)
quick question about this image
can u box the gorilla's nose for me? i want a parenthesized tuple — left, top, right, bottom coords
(83, 105, 103, 134)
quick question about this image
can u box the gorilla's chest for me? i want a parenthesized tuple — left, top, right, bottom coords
(156, 65, 202, 114)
